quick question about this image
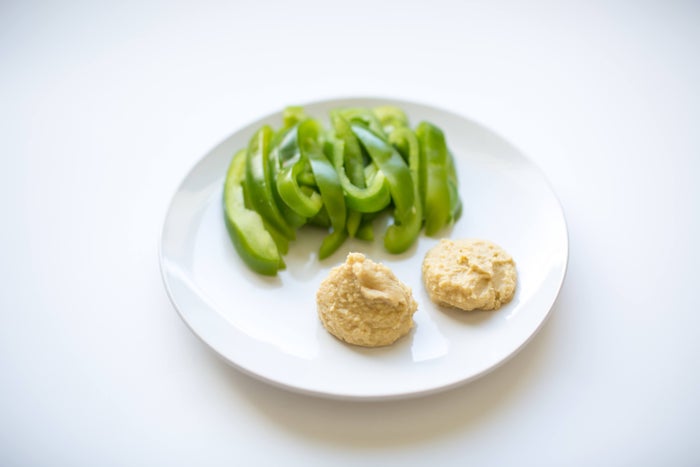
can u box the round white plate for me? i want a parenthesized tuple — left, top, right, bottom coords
(159, 97, 568, 400)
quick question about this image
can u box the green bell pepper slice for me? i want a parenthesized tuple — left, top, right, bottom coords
(274, 124, 324, 219)
(282, 106, 308, 129)
(268, 127, 307, 229)
(351, 123, 421, 254)
(273, 124, 300, 166)
(330, 114, 391, 213)
(389, 126, 425, 217)
(223, 149, 283, 276)
(276, 161, 324, 218)
(345, 209, 362, 238)
(355, 212, 379, 241)
(245, 125, 296, 240)
(318, 229, 349, 260)
(298, 119, 346, 234)
(330, 112, 366, 187)
(416, 121, 451, 235)
(373, 105, 409, 134)
(338, 108, 386, 138)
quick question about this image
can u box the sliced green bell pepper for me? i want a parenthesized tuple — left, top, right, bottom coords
(298, 119, 346, 235)
(245, 126, 296, 240)
(268, 127, 307, 229)
(338, 108, 386, 138)
(274, 124, 324, 219)
(276, 161, 324, 218)
(223, 149, 283, 276)
(416, 121, 451, 235)
(389, 126, 425, 216)
(330, 114, 391, 214)
(282, 106, 308, 129)
(318, 229, 348, 260)
(330, 112, 366, 187)
(223, 104, 463, 274)
(351, 123, 421, 254)
(373, 105, 409, 134)
(345, 209, 362, 238)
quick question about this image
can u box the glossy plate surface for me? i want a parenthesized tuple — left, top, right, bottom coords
(159, 97, 568, 400)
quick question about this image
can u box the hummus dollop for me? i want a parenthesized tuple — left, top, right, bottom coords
(422, 239, 517, 311)
(316, 252, 417, 347)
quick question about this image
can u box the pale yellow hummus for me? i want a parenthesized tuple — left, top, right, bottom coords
(316, 252, 417, 347)
(422, 239, 517, 311)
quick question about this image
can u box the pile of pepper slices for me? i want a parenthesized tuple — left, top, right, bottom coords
(223, 105, 462, 275)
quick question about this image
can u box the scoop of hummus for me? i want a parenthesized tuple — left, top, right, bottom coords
(422, 239, 517, 311)
(316, 252, 417, 347)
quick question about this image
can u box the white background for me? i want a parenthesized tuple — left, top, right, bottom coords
(2, 1, 699, 466)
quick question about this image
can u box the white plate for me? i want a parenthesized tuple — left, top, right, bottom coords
(159, 97, 568, 400)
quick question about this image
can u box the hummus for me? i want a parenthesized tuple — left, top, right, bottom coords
(316, 252, 417, 347)
(422, 239, 517, 311)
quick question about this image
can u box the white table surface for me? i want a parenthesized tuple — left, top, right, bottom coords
(2, 1, 698, 465)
